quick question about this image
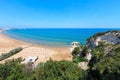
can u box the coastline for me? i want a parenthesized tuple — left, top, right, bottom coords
(2, 29, 72, 47)
(0, 30, 72, 64)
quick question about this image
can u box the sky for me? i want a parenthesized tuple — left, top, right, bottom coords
(0, 0, 120, 28)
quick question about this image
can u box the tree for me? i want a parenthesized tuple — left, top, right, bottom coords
(89, 46, 120, 80)
(34, 59, 87, 80)
(81, 46, 88, 57)
(0, 58, 26, 80)
(72, 47, 80, 56)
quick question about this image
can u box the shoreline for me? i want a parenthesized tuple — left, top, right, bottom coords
(0, 30, 72, 64)
(2, 30, 71, 48)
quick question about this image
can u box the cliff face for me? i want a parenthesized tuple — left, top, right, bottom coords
(86, 31, 120, 49)
(72, 30, 120, 79)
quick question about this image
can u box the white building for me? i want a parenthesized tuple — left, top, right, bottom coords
(22, 56, 38, 64)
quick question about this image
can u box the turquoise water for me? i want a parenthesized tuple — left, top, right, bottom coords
(3, 28, 120, 47)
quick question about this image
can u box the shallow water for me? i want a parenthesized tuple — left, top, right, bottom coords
(3, 28, 120, 47)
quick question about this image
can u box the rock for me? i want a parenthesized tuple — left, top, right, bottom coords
(70, 41, 82, 52)
(86, 31, 120, 49)
(85, 52, 93, 61)
(78, 62, 88, 70)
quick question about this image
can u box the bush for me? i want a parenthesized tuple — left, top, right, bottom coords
(73, 56, 87, 63)
(72, 47, 80, 56)
(0, 58, 25, 80)
(81, 46, 88, 57)
(34, 59, 87, 80)
(0, 47, 23, 61)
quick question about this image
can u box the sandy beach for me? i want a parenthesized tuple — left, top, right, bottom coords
(0, 30, 72, 64)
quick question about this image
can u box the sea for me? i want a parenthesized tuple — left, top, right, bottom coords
(2, 28, 120, 47)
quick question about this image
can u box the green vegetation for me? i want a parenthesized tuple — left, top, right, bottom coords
(0, 45, 119, 80)
(92, 46, 105, 61)
(72, 47, 80, 56)
(35, 59, 87, 80)
(81, 46, 89, 57)
(0, 58, 26, 80)
(0, 58, 87, 80)
(0, 30, 119, 80)
(73, 56, 86, 63)
(0, 47, 23, 61)
(88, 45, 120, 80)
(86, 30, 120, 80)
(72, 47, 87, 63)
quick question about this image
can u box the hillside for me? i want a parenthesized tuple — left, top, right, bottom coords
(0, 30, 120, 80)
(86, 30, 120, 80)
(87, 30, 120, 49)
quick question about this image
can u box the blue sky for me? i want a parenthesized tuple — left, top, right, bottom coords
(0, 0, 120, 28)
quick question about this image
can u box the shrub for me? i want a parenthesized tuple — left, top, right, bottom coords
(0, 47, 23, 61)
(34, 59, 87, 80)
(81, 46, 88, 57)
(73, 56, 87, 63)
(72, 47, 80, 56)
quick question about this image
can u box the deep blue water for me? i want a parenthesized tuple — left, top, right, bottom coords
(3, 28, 120, 47)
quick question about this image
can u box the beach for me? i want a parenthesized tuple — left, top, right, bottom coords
(0, 30, 72, 64)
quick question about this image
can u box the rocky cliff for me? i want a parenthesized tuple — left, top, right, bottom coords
(86, 30, 120, 49)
